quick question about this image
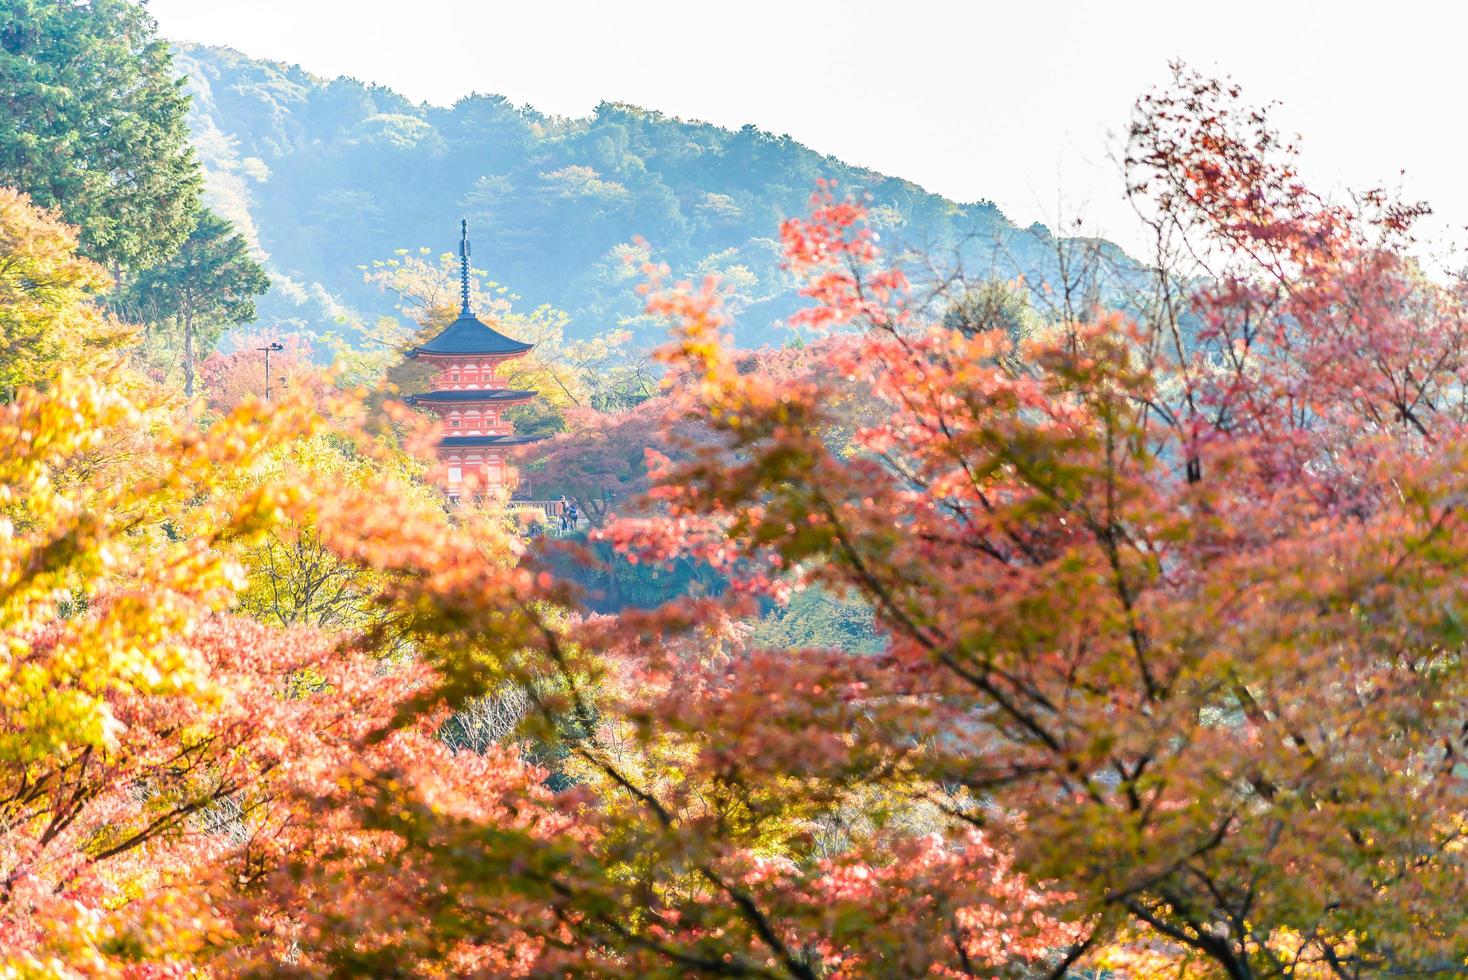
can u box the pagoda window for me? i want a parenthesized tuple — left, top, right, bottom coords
(450, 367, 461, 384)
(448, 466, 463, 484)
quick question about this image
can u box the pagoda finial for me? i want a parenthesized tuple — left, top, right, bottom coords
(458, 217, 472, 314)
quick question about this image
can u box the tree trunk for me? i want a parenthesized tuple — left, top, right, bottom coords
(182, 311, 195, 398)
(603, 543, 621, 609)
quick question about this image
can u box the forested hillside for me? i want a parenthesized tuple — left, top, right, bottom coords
(177, 44, 1134, 346)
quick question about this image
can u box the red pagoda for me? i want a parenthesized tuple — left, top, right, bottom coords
(406, 220, 539, 497)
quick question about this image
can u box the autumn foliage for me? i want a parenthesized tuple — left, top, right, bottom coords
(577, 69, 1468, 974)
(7, 66, 1468, 980)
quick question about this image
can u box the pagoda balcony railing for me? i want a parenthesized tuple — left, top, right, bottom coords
(443, 425, 516, 437)
(442, 494, 583, 535)
(510, 498, 566, 518)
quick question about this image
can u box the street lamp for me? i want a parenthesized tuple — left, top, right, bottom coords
(257, 341, 284, 401)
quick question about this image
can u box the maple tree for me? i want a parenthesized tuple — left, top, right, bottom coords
(0, 187, 132, 398)
(0, 188, 314, 971)
(13, 63, 1468, 980)
(522, 340, 870, 529)
(585, 70, 1468, 974)
(195, 332, 327, 414)
(0, 185, 559, 976)
(523, 399, 682, 528)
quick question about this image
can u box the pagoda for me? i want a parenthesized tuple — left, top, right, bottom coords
(406, 220, 539, 496)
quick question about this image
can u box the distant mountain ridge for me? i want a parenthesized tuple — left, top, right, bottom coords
(176, 43, 1136, 347)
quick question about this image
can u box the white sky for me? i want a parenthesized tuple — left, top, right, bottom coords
(149, 0, 1466, 255)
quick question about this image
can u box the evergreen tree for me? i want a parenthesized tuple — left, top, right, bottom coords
(121, 210, 269, 397)
(0, 0, 200, 272)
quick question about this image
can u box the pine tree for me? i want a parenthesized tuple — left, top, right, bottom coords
(120, 210, 269, 397)
(0, 0, 201, 272)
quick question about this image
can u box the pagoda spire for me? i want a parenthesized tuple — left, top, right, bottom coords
(458, 217, 472, 314)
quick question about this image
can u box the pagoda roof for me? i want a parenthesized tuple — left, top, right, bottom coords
(408, 309, 534, 358)
(438, 434, 541, 449)
(406, 388, 537, 405)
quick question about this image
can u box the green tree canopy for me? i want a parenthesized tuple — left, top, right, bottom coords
(120, 210, 268, 396)
(0, 0, 200, 272)
(940, 277, 1043, 340)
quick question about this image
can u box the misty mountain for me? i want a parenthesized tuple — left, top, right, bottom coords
(177, 44, 1138, 348)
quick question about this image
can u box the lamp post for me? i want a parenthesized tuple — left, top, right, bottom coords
(258, 341, 284, 401)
